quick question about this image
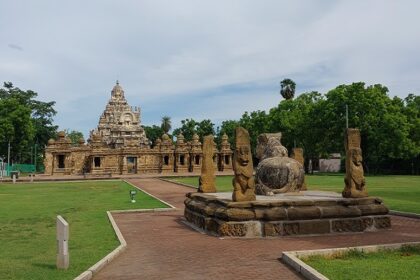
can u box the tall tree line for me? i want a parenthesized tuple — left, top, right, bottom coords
(219, 83, 419, 174)
(0, 82, 57, 167)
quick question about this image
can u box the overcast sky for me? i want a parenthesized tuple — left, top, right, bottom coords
(1, 0, 419, 138)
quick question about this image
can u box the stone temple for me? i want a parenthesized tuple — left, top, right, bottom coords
(44, 82, 233, 176)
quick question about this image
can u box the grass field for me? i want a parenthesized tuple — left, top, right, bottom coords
(170, 174, 420, 213)
(0, 180, 167, 280)
(301, 245, 420, 280)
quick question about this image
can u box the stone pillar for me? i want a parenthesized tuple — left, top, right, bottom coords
(198, 135, 216, 193)
(292, 148, 307, 191)
(342, 128, 368, 198)
(12, 174, 16, 184)
(56, 215, 69, 269)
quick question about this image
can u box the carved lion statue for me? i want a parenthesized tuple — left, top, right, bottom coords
(255, 134, 304, 196)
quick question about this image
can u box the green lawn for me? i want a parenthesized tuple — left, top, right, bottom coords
(170, 174, 420, 213)
(301, 245, 420, 280)
(0, 180, 167, 280)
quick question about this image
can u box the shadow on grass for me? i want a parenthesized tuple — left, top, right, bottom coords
(32, 263, 56, 269)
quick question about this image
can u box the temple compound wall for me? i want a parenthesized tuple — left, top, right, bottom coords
(44, 82, 233, 176)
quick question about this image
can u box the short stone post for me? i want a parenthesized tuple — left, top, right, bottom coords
(12, 174, 16, 184)
(30, 174, 34, 183)
(56, 215, 69, 269)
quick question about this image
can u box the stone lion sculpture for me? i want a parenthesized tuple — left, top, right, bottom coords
(255, 133, 304, 196)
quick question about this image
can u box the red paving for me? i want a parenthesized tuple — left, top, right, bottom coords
(93, 178, 420, 280)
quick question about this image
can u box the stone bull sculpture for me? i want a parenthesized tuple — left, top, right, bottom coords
(255, 133, 304, 196)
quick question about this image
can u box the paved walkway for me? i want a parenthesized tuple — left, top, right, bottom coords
(93, 178, 420, 280)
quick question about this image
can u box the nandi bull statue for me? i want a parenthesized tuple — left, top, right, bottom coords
(255, 133, 304, 196)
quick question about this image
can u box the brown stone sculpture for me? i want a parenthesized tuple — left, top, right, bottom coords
(291, 148, 307, 191)
(232, 127, 256, 202)
(198, 135, 217, 193)
(342, 128, 368, 198)
(255, 133, 304, 195)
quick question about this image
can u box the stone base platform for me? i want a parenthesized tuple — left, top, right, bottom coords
(184, 191, 391, 237)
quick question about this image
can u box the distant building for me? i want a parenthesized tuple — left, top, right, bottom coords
(319, 153, 341, 173)
(43, 82, 232, 176)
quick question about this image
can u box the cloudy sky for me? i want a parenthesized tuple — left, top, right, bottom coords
(1, 0, 419, 138)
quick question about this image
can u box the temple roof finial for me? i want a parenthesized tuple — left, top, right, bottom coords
(116, 80, 119, 85)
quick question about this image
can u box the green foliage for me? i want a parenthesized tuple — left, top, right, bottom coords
(0, 180, 167, 279)
(143, 125, 164, 146)
(172, 118, 215, 142)
(280, 78, 296, 100)
(65, 130, 84, 145)
(0, 82, 57, 164)
(302, 245, 420, 280)
(160, 116, 172, 134)
(218, 82, 418, 174)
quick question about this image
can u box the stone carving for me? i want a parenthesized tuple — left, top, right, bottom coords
(232, 127, 256, 202)
(342, 128, 368, 198)
(291, 148, 307, 191)
(198, 135, 217, 193)
(255, 133, 304, 195)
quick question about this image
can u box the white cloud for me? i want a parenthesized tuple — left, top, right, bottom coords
(0, 0, 419, 137)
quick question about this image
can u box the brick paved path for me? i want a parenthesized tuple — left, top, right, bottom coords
(93, 178, 420, 280)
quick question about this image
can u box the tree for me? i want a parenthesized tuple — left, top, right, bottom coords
(65, 130, 84, 145)
(143, 125, 164, 146)
(280, 78, 296, 100)
(319, 83, 415, 173)
(196, 119, 215, 141)
(172, 119, 198, 142)
(0, 82, 57, 164)
(161, 116, 172, 134)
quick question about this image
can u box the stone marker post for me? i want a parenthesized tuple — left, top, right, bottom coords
(30, 174, 34, 183)
(56, 215, 69, 269)
(12, 174, 16, 184)
(198, 135, 217, 193)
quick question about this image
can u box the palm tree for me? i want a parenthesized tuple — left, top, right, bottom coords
(280, 78, 296, 100)
(161, 116, 172, 134)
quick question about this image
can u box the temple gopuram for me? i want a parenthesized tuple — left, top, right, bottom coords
(44, 82, 233, 176)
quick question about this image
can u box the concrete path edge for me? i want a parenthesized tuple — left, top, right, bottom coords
(281, 241, 420, 280)
(73, 180, 176, 280)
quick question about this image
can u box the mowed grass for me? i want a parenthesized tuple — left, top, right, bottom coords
(301, 245, 420, 280)
(170, 174, 420, 213)
(0, 180, 167, 280)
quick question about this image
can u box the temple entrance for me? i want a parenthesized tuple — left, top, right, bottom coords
(58, 155, 65, 169)
(127, 157, 137, 173)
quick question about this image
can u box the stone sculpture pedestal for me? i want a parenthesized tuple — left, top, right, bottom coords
(184, 191, 391, 237)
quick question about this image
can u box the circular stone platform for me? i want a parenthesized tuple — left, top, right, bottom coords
(184, 191, 391, 237)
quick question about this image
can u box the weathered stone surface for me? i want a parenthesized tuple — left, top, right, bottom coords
(198, 135, 217, 193)
(374, 216, 391, 229)
(255, 207, 287, 220)
(320, 206, 361, 218)
(287, 207, 321, 220)
(291, 148, 307, 191)
(263, 222, 282, 236)
(298, 220, 331, 235)
(332, 218, 363, 232)
(282, 222, 300, 235)
(232, 127, 256, 202)
(255, 133, 304, 195)
(226, 208, 256, 221)
(342, 128, 368, 198)
(184, 208, 206, 229)
(219, 223, 248, 236)
(357, 204, 389, 216)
